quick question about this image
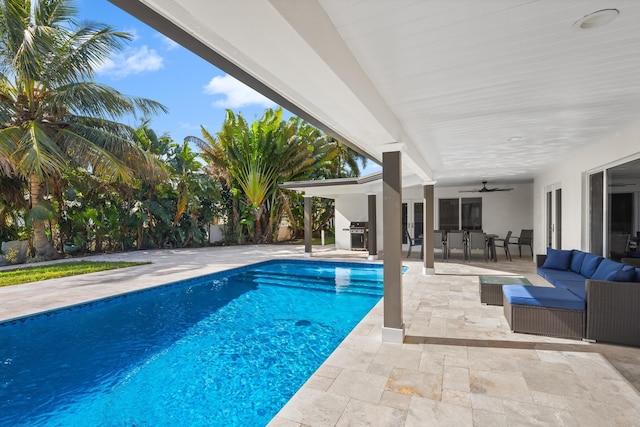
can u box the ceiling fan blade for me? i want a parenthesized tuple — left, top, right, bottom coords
(460, 181, 513, 193)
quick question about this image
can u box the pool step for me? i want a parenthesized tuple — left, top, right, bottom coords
(240, 270, 382, 291)
(253, 266, 383, 285)
(232, 271, 383, 297)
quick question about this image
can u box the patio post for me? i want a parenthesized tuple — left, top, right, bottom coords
(304, 195, 312, 257)
(382, 149, 404, 343)
(367, 193, 378, 260)
(423, 183, 435, 275)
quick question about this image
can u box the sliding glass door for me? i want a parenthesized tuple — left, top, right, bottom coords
(589, 158, 640, 260)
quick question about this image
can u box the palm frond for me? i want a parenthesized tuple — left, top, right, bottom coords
(47, 81, 167, 119)
(15, 121, 67, 179)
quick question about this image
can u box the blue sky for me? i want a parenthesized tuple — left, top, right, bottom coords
(77, 0, 284, 143)
(77, 0, 379, 175)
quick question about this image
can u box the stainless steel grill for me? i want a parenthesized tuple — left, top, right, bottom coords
(349, 221, 368, 250)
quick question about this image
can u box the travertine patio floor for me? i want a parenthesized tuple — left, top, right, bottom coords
(1, 245, 639, 426)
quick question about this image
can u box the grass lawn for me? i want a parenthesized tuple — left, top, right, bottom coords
(0, 261, 149, 287)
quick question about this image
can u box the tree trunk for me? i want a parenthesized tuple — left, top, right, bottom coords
(29, 174, 58, 258)
(233, 200, 242, 244)
(282, 194, 297, 238)
(254, 205, 264, 243)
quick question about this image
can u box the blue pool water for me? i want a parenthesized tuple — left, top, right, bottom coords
(0, 260, 385, 426)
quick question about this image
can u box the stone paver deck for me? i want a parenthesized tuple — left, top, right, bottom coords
(1, 246, 639, 426)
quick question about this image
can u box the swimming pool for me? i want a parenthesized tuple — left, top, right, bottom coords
(0, 260, 384, 426)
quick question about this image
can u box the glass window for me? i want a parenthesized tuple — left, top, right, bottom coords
(461, 198, 482, 231)
(607, 159, 640, 260)
(438, 199, 459, 231)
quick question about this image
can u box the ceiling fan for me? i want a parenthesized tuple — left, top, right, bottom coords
(459, 181, 513, 193)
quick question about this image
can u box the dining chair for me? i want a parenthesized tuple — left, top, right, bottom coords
(446, 231, 465, 261)
(510, 229, 533, 257)
(467, 231, 488, 262)
(405, 230, 423, 258)
(493, 231, 512, 261)
(434, 231, 446, 260)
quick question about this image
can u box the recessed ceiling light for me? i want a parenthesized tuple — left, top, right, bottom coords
(574, 9, 619, 30)
(507, 136, 523, 142)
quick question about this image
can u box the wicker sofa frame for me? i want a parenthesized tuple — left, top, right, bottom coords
(503, 293, 585, 339)
(585, 279, 640, 346)
(537, 254, 640, 346)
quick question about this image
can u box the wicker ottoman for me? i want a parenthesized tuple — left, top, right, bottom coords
(479, 275, 533, 305)
(502, 285, 585, 339)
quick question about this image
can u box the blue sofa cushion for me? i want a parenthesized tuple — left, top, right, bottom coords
(541, 248, 573, 271)
(591, 259, 623, 280)
(537, 268, 584, 286)
(605, 265, 636, 282)
(554, 280, 586, 299)
(636, 267, 640, 282)
(503, 285, 585, 311)
(580, 253, 604, 278)
(570, 250, 586, 273)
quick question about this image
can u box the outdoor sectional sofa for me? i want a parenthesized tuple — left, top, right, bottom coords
(502, 248, 640, 346)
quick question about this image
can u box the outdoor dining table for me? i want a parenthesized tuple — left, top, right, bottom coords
(486, 234, 498, 262)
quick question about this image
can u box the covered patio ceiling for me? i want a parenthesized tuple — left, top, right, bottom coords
(110, 0, 640, 187)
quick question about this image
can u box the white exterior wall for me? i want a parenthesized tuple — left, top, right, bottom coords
(335, 194, 372, 250)
(533, 119, 640, 256)
(334, 184, 533, 252)
(405, 183, 533, 241)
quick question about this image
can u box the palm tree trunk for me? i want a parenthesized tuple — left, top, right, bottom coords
(137, 221, 143, 250)
(282, 193, 298, 238)
(254, 205, 264, 242)
(29, 174, 57, 258)
(233, 200, 242, 244)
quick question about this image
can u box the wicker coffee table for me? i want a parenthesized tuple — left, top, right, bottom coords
(479, 275, 533, 305)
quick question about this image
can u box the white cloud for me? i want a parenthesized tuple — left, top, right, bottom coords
(124, 28, 139, 41)
(154, 33, 179, 51)
(97, 45, 164, 79)
(204, 74, 275, 108)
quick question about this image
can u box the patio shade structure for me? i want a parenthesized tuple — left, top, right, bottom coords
(110, 0, 640, 342)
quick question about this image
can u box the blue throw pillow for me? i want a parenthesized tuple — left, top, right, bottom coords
(541, 248, 572, 271)
(635, 267, 640, 283)
(580, 253, 604, 278)
(604, 265, 636, 282)
(592, 259, 623, 280)
(570, 251, 586, 273)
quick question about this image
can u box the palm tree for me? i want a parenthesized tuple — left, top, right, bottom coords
(313, 138, 368, 179)
(0, 0, 166, 257)
(191, 108, 339, 243)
